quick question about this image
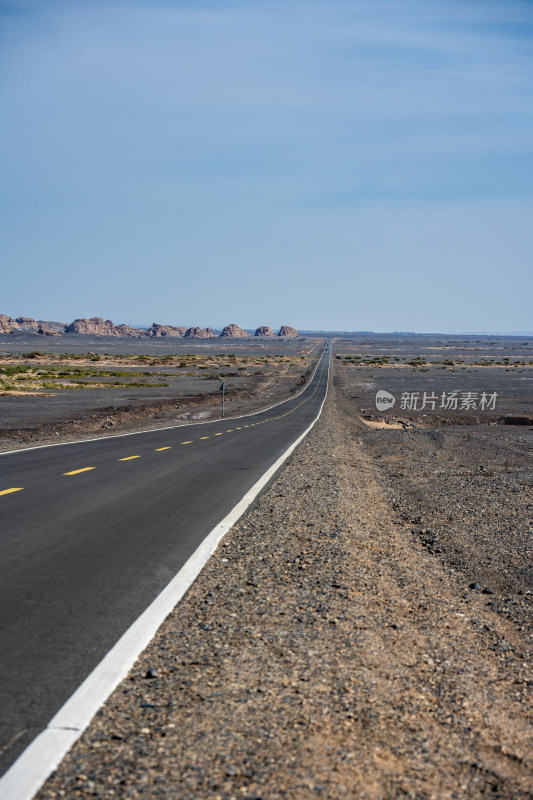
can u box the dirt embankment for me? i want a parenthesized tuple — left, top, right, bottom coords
(38, 376, 532, 799)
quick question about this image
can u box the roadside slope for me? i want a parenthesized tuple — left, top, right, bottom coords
(38, 382, 532, 799)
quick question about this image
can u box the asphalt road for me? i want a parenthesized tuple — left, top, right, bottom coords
(0, 346, 329, 776)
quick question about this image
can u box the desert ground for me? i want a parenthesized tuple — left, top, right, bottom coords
(5, 332, 532, 798)
(0, 335, 321, 450)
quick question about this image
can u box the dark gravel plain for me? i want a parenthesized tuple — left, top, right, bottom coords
(335, 334, 533, 636)
(37, 350, 532, 800)
(334, 333, 533, 421)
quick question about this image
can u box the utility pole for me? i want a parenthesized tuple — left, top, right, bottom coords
(220, 382, 227, 418)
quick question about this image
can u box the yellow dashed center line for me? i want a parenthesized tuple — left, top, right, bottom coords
(63, 467, 95, 476)
(3, 354, 327, 499)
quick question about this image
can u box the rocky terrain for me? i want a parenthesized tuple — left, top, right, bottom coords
(0, 314, 299, 339)
(0, 315, 300, 338)
(37, 367, 533, 800)
(0, 314, 65, 335)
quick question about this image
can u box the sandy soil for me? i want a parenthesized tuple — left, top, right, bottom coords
(0, 391, 54, 397)
(37, 363, 532, 800)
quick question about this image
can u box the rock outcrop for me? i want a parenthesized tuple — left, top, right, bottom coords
(220, 324, 249, 338)
(65, 318, 120, 336)
(64, 318, 142, 337)
(278, 325, 299, 338)
(0, 314, 17, 334)
(0, 315, 67, 334)
(1, 314, 301, 340)
(15, 316, 39, 330)
(145, 323, 187, 337)
(37, 325, 61, 336)
(184, 327, 215, 338)
(115, 324, 142, 337)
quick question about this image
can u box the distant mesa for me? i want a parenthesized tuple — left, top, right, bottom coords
(145, 323, 187, 338)
(0, 313, 299, 339)
(184, 327, 215, 338)
(278, 325, 299, 337)
(0, 315, 40, 333)
(64, 318, 130, 337)
(15, 317, 39, 330)
(220, 323, 249, 338)
(0, 314, 65, 335)
(115, 323, 142, 337)
(0, 314, 16, 334)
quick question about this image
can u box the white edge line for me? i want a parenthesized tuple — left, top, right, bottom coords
(0, 350, 330, 800)
(0, 345, 326, 457)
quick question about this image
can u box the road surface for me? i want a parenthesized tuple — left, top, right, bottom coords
(0, 345, 329, 775)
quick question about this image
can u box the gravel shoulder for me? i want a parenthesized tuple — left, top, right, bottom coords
(37, 368, 532, 800)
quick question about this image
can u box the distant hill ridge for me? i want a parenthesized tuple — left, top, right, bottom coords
(0, 315, 299, 338)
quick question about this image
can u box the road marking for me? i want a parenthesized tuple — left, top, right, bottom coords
(214, 433, 223, 436)
(181, 441, 193, 445)
(155, 447, 171, 451)
(235, 427, 242, 430)
(199, 436, 210, 440)
(63, 468, 95, 476)
(226, 429, 234, 432)
(119, 456, 140, 461)
(0, 347, 331, 800)
(0, 487, 23, 496)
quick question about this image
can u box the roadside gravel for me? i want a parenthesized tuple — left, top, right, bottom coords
(38, 379, 532, 799)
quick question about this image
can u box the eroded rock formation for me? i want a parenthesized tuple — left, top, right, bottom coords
(65, 318, 118, 336)
(278, 325, 299, 337)
(184, 327, 215, 338)
(220, 324, 249, 338)
(15, 317, 39, 330)
(1, 313, 301, 340)
(145, 323, 187, 337)
(115, 324, 142, 337)
(0, 314, 17, 334)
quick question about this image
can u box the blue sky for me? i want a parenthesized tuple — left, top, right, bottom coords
(1, 0, 532, 332)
